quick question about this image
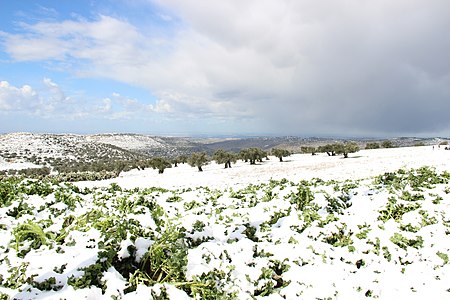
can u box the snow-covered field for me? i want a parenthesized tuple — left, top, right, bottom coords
(0, 146, 449, 299)
(80, 145, 450, 190)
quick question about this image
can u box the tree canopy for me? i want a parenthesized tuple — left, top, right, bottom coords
(149, 157, 172, 174)
(213, 149, 237, 168)
(188, 152, 210, 172)
(318, 144, 338, 156)
(271, 148, 291, 162)
(334, 142, 360, 158)
(318, 142, 360, 158)
(301, 146, 317, 155)
(239, 148, 266, 165)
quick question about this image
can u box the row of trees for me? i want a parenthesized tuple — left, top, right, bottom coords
(1, 143, 360, 179)
(301, 142, 360, 158)
(147, 147, 292, 174)
(149, 143, 358, 174)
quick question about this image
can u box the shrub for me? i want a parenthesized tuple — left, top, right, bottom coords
(365, 142, 380, 149)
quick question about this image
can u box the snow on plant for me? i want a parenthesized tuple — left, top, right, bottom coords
(0, 167, 449, 299)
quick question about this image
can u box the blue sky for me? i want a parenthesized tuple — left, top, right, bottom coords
(1, 0, 450, 137)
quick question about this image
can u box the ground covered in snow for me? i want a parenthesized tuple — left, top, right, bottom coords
(0, 146, 449, 299)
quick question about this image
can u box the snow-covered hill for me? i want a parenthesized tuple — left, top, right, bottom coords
(0, 145, 449, 299)
(0, 132, 143, 163)
(78, 145, 450, 190)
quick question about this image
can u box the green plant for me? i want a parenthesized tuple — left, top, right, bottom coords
(68, 263, 106, 291)
(133, 223, 187, 284)
(0, 177, 22, 207)
(3, 262, 29, 289)
(326, 193, 352, 214)
(323, 224, 353, 247)
(436, 251, 449, 264)
(6, 201, 33, 218)
(390, 233, 424, 250)
(289, 184, 314, 211)
(13, 221, 52, 254)
(378, 197, 420, 222)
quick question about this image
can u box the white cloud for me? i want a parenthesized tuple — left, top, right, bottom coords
(0, 80, 159, 121)
(0, 81, 40, 111)
(2, 1, 450, 135)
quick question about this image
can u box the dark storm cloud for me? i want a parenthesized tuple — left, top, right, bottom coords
(3, 0, 450, 135)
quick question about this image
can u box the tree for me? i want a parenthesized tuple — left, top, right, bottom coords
(213, 149, 237, 168)
(365, 142, 380, 150)
(381, 140, 396, 148)
(271, 148, 291, 162)
(239, 148, 266, 165)
(318, 144, 338, 156)
(149, 157, 172, 174)
(335, 142, 360, 158)
(172, 155, 188, 167)
(188, 152, 209, 172)
(301, 146, 317, 155)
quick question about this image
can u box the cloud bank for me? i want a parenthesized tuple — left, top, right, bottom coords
(2, 0, 450, 136)
(0, 79, 161, 121)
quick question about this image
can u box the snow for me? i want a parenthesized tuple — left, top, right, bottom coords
(0, 145, 449, 299)
(86, 134, 164, 151)
(77, 145, 450, 190)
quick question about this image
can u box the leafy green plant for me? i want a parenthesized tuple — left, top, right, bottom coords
(138, 226, 187, 284)
(31, 276, 62, 291)
(0, 177, 22, 207)
(378, 197, 420, 222)
(6, 201, 33, 218)
(323, 224, 353, 247)
(3, 262, 29, 289)
(68, 263, 106, 291)
(13, 221, 52, 254)
(326, 193, 352, 214)
(54, 189, 81, 210)
(20, 180, 54, 197)
(289, 184, 314, 211)
(436, 251, 449, 264)
(390, 233, 424, 250)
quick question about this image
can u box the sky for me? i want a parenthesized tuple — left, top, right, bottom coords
(1, 0, 450, 137)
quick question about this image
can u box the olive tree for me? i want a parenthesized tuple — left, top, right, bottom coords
(213, 149, 237, 168)
(239, 148, 266, 165)
(381, 140, 396, 148)
(365, 142, 380, 149)
(335, 142, 360, 158)
(318, 144, 338, 156)
(271, 148, 291, 162)
(301, 146, 317, 155)
(172, 155, 189, 167)
(149, 157, 172, 174)
(188, 152, 210, 172)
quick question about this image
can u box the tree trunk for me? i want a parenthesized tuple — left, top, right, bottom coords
(279, 157, 283, 162)
(343, 153, 348, 158)
(159, 169, 164, 174)
(198, 166, 203, 172)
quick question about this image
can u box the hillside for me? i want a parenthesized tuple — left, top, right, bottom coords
(0, 133, 148, 173)
(0, 145, 449, 299)
(0, 133, 447, 173)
